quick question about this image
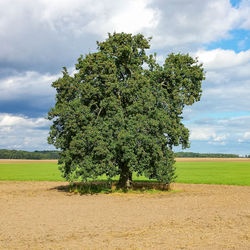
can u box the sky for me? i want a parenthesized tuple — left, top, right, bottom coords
(0, 0, 250, 155)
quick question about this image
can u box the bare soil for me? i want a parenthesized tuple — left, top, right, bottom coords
(0, 181, 249, 249)
(176, 158, 250, 162)
(1, 158, 250, 164)
(0, 159, 58, 164)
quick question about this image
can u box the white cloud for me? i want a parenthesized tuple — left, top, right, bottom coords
(149, 0, 247, 49)
(188, 48, 250, 114)
(190, 127, 216, 141)
(0, 0, 159, 72)
(196, 49, 250, 70)
(39, 0, 159, 36)
(1, 0, 250, 72)
(0, 114, 50, 128)
(244, 132, 250, 139)
(0, 71, 57, 101)
(214, 135, 227, 142)
(238, 0, 250, 29)
(186, 115, 250, 153)
(0, 113, 52, 150)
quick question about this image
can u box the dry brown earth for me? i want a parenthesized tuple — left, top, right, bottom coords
(1, 158, 250, 164)
(176, 158, 250, 162)
(0, 159, 58, 164)
(0, 181, 249, 249)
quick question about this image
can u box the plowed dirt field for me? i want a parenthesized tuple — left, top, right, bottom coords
(0, 181, 249, 249)
(1, 157, 250, 164)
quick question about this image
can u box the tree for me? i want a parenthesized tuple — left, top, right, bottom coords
(48, 32, 205, 188)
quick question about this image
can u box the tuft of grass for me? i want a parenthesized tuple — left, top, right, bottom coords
(56, 181, 173, 195)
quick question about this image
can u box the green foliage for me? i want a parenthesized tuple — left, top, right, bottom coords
(48, 32, 205, 187)
(0, 149, 60, 159)
(175, 152, 239, 158)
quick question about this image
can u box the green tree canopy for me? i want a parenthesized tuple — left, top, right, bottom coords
(48, 32, 205, 188)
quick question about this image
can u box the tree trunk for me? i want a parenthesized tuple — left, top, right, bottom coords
(118, 164, 132, 189)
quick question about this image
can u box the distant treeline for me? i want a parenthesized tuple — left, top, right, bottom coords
(0, 149, 248, 159)
(0, 149, 60, 159)
(175, 152, 240, 158)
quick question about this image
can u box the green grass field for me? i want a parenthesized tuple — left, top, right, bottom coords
(0, 161, 249, 186)
(0, 162, 63, 181)
(175, 161, 250, 186)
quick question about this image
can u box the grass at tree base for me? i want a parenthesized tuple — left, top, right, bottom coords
(56, 181, 174, 195)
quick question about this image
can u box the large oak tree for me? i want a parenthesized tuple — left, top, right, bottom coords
(48, 33, 205, 188)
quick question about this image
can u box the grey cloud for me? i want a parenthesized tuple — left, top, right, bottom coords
(0, 0, 157, 74)
(1, 0, 250, 74)
(0, 71, 58, 117)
